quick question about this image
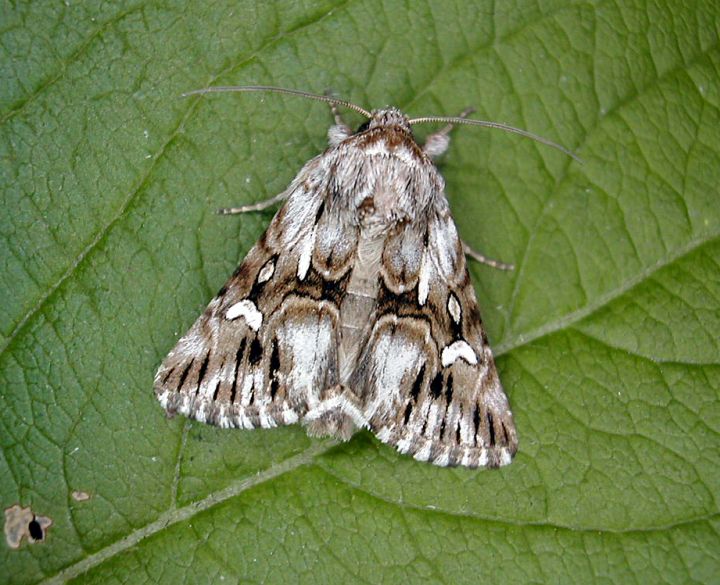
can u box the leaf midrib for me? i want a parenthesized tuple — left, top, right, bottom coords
(42, 439, 720, 585)
(40, 440, 334, 585)
(494, 232, 720, 357)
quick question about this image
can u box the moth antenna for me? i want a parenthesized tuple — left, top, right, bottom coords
(409, 116, 582, 163)
(182, 85, 372, 119)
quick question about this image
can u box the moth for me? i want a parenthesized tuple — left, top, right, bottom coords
(155, 86, 577, 468)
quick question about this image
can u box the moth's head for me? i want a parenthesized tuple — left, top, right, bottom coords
(363, 107, 411, 132)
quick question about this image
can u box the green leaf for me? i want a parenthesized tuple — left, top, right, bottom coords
(2, 1, 719, 583)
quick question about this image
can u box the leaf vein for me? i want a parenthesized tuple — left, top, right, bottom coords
(39, 440, 335, 585)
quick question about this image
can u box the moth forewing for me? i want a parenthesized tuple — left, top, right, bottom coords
(155, 92, 522, 468)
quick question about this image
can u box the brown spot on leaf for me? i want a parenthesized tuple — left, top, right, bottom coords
(4, 504, 52, 549)
(72, 491, 91, 502)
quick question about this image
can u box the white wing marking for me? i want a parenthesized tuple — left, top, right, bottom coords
(441, 340, 477, 367)
(225, 300, 263, 331)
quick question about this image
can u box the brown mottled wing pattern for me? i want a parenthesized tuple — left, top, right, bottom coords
(154, 159, 355, 429)
(351, 207, 518, 467)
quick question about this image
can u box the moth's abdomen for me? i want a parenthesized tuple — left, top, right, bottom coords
(337, 230, 384, 383)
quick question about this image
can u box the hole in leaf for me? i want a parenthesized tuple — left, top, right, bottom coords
(28, 518, 42, 541)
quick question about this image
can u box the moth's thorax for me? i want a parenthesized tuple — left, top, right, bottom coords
(327, 112, 444, 227)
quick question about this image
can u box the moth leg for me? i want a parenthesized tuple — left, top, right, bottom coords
(324, 89, 351, 126)
(328, 101, 349, 127)
(423, 107, 475, 158)
(304, 384, 366, 441)
(462, 241, 514, 271)
(324, 90, 353, 146)
(217, 191, 288, 215)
